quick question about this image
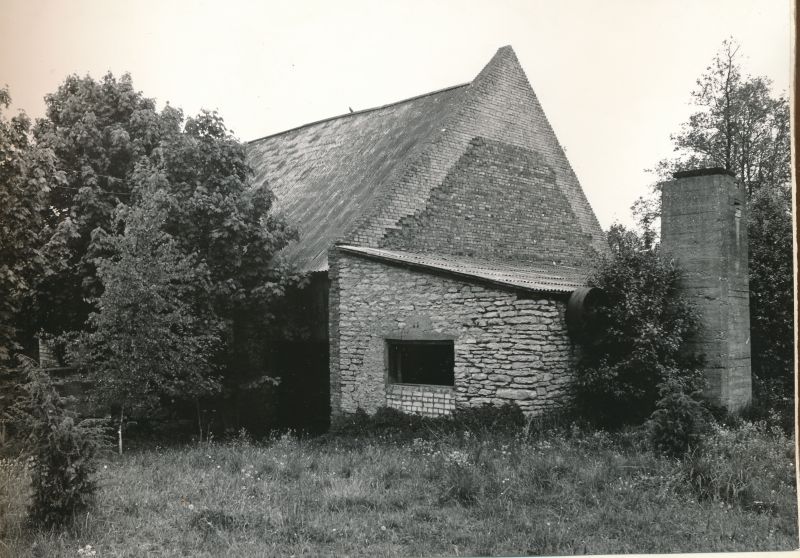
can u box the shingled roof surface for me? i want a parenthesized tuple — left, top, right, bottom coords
(247, 46, 607, 273)
(337, 245, 588, 294)
(247, 84, 469, 272)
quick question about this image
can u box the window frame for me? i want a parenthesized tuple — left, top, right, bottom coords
(385, 339, 455, 387)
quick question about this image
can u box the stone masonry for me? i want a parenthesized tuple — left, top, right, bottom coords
(346, 46, 606, 264)
(246, 46, 607, 425)
(329, 250, 576, 417)
(382, 137, 593, 265)
(661, 169, 751, 410)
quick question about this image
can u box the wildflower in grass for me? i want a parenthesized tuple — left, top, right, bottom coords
(77, 544, 97, 556)
(446, 450, 470, 466)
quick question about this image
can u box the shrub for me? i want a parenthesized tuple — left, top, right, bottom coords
(6, 358, 107, 527)
(647, 373, 710, 457)
(575, 225, 703, 427)
(328, 403, 525, 440)
(329, 406, 424, 438)
(740, 376, 794, 433)
(370, 406, 432, 432)
(451, 403, 525, 434)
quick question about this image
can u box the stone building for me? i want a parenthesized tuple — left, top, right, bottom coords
(247, 46, 608, 422)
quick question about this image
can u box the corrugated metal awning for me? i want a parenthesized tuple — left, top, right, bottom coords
(336, 245, 588, 294)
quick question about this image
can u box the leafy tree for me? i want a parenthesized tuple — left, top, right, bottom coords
(68, 192, 222, 449)
(125, 110, 301, 394)
(19, 72, 301, 434)
(30, 73, 183, 337)
(24, 72, 300, 401)
(637, 39, 792, 409)
(746, 184, 793, 421)
(0, 86, 63, 364)
(575, 224, 703, 427)
(650, 39, 790, 194)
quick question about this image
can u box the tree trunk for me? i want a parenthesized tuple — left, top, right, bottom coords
(196, 398, 203, 443)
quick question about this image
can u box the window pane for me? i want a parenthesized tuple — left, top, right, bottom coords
(388, 341, 454, 386)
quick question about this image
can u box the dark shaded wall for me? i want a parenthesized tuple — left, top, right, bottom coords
(271, 272, 330, 433)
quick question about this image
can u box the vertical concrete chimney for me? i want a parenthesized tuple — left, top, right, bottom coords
(661, 168, 751, 411)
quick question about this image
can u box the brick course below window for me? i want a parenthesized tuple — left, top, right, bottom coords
(386, 384, 455, 417)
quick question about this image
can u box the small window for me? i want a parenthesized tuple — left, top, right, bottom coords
(387, 340, 454, 386)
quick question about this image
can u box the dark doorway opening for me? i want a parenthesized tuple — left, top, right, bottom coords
(273, 341, 330, 434)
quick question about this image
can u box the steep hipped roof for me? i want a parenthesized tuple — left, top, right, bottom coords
(248, 84, 469, 272)
(247, 46, 606, 272)
(337, 245, 587, 294)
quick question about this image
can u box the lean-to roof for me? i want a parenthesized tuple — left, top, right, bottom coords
(337, 245, 587, 294)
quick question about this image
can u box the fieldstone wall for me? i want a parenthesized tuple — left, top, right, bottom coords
(329, 251, 577, 418)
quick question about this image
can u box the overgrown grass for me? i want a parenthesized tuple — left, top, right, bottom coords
(1, 416, 796, 557)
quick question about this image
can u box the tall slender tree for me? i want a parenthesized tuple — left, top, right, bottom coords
(640, 39, 792, 407)
(652, 40, 790, 194)
(68, 192, 222, 448)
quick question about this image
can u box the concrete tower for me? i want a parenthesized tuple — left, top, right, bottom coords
(661, 168, 752, 411)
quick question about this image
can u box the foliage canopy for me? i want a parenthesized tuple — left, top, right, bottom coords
(1, 72, 301, 427)
(68, 193, 223, 417)
(0, 87, 62, 364)
(574, 224, 703, 428)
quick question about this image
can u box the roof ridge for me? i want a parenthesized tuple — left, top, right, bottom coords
(247, 82, 472, 145)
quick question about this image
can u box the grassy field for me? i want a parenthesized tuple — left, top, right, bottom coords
(1, 416, 797, 557)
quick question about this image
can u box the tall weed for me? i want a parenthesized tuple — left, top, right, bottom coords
(683, 420, 795, 516)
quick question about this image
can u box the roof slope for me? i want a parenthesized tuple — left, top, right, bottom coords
(247, 84, 468, 271)
(247, 45, 607, 273)
(348, 46, 607, 259)
(338, 245, 587, 294)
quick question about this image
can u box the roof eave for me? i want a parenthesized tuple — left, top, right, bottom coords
(335, 245, 583, 295)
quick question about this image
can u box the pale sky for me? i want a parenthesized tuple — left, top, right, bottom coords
(0, 0, 792, 228)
